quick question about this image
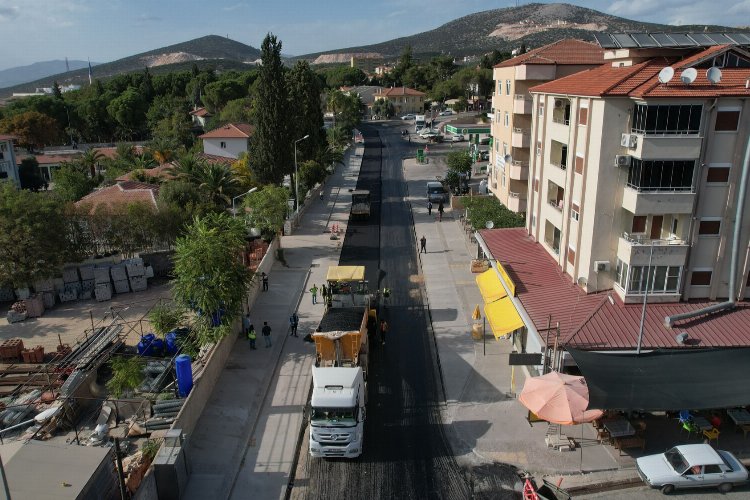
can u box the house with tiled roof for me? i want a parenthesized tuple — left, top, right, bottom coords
(1, 134, 21, 187)
(471, 39, 750, 374)
(198, 123, 254, 159)
(489, 39, 605, 215)
(189, 106, 212, 128)
(74, 181, 159, 214)
(372, 86, 426, 115)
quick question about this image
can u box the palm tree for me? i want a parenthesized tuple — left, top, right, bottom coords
(168, 153, 207, 184)
(131, 155, 157, 171)
(317, 145, 345, 171)
(326, 89, 346, 127)
(147, 138, 179, 164)
(194, 163, 238, 208)
(326, 127, 349, 151)
(80, 149, 105, 178)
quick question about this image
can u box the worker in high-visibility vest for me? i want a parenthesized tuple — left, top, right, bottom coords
(247, 325, 257, 350)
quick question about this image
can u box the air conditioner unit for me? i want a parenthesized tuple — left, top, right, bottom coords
(615, 155, 632, 167)
(554, 99, 564, 108)
(621, 133, 638, 148)
(594, 261, 610, 273)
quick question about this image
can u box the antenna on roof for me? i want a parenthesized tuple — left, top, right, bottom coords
(680, 67, 697, 85)
(706, 66, 722, 85)
(657, 66, 674, 84)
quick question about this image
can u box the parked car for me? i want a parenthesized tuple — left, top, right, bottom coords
(479, 150, 490, 161)
(401, 114, 416, 120)
(448, 134, 464, 142)
(479, 136, 492, 145)
(439, 110, 454, 116)
(636, 444, 748, 494)
(426, 181, 448, 203)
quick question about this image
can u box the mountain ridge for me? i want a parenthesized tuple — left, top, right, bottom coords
(0, 60, 95, 89)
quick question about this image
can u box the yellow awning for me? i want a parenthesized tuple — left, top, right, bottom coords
(484, 296, 525, 340)
(326, 265, 365, 282)
(475, 269, 507, 304)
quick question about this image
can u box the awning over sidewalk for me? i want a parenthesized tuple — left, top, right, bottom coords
(568, 347, 750, 411)
(485, 297, 525, 340)
(475, 269, 507, 303)
(326, 266, 365, 282)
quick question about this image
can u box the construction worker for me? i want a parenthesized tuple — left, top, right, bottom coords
(247, 324, 257, 350)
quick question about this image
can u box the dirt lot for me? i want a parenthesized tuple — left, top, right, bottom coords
(0, 284, 173, 354)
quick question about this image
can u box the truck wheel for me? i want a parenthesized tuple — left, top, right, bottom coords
(718, 483, 733, 493)
(660, 484, 675, 495)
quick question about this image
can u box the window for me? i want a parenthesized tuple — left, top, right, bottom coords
(538, 103, 544, 117)
(627, 265, 681, 294)
(503, 143, 508, 156)
(571, 201, 580, 221)
(501, 174, 506, 188)
(671, 217, 679, 236)
(0, 172, 7, 179)
(536, 141, 542, 156)
(631, 104, 702, 134)
(531, 214, 536, 227)
(615, 259, 629, 289)
(506, 80, 511, 95)
(627, 159, 695, 191)
(578, 107, 588, 126)
(497, 82, 502, 95)
(504, 112, 509, 127)
(704, 465, 723, 474)
(698, 218, 721, 235)
(632, 216, 647, 233)
(574, 155, 584, 175)
(533, 178, 539, 192)
(707, 166, 730, 183)
(715, 110, 740, 131)
(220, 141, 227, 148)
(691, 270, 712, 286)
(567, 246, 576, 265)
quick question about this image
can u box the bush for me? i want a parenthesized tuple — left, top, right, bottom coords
(462, 196, 525, 231)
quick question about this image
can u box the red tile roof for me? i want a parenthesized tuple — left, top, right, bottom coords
(494, 39, 604, 68)
(189, 107, 211, 117)
(74, 181, 159, 213)
(93, 146, 144, 160)
(374, 87, 425, 97)
(115, 162, 175, 182)
(198, 123, 254, 139)
(480, 228, 750, 350)
(530, 46, 750, 98)
(17, 154, 79, 166)
(0, 134, 16, 141)
(196, 153, 236, 166)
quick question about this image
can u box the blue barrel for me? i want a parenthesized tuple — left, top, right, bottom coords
(150, 338, 165, 357)
(165, 332, 178, 355)
(175, 354, 193, 397)
(138, 333, 156, 356)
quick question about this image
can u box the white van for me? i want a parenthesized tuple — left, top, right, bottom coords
(426, 181, 448, 203)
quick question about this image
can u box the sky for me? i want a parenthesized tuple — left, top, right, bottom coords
(1, 0, 749, 70)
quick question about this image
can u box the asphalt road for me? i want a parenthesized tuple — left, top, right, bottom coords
(300, 123, 471, 498)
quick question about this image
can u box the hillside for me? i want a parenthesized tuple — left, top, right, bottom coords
(1, 35, 261, 97)
(300, 2, 739, 62)
(0, 60, 96, 89)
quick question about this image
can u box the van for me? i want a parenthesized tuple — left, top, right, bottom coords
(426, 181, 448, 203)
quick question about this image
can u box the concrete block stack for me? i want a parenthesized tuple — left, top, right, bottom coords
(41, 292, 56, 308)
(6, 304, 27, 323)
(33, 279, 56, 308)
(15, 288, 30, 300)
(111, 264, 130, 294)
(24, 295, 45, 318)
(126, 258, 147, 292)
(95, 283, 113, 302)
(62, 267, 79, 284)
(58, 283, 79, 303)
(79, 265, 96, 300)
(0, 288, 14, 302)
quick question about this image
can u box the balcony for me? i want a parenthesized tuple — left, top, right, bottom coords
(617, 233, 689, 267)
(509, 160, 529, 180)
(511, 127, 530, 148)
(630, 134, 702, 160)
(621, 186, 696, 215)
(506, 192, 527, 213)
(513, 95, 532, 114)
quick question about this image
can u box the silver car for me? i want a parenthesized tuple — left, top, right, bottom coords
(636, 444, 748, 494)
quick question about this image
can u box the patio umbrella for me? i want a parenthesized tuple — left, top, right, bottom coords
(519, 371, 603, 425)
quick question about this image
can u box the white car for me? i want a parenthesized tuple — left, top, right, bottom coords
(439, 110, 454, 116)
(401, 114, 416, 120)
(636, 444, 748, 494)
(447, 134, 464, 142)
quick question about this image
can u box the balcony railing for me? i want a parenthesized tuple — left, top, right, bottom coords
(514, 94, 531, 101)
(625, 183, 695, 193)
(550, 160, 567, 171)
(552, 116, 570, 126)
(511, 160, 529, 167)
(548, 200, 563, 211)
(621, 232, 687, 246)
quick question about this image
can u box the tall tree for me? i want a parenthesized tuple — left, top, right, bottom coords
(0, 111, 61, 151)
(250, 33, 291, 184)
(287, 60, 325, 162)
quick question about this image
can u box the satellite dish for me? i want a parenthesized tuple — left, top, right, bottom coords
(504, 154, 513, 164)
(658, 66, 674, 84)
(680, 68, 697, 85)
(485, 221, 494, 229)
(675, 331, 689, 344)
(706, 66, 722, 84)
(577, 276, 587, 286)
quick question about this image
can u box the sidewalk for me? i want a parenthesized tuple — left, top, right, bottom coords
(182, 147, 363, 500)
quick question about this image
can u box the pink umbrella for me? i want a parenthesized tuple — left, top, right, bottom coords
(519, 372, 603, 425)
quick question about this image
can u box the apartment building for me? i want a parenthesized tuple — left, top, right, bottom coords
(372, 87, 425, 115)
(526, 41, 750, 303)
(489, 39, 604, 214)
(0, 134, 20, 187)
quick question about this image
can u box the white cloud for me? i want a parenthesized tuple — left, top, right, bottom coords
(0, 4, 19, 21)
(222, 2, 247, 11)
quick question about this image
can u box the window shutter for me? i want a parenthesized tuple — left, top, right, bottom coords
(632, 216, 647, 233)
(578, 107, 588, 125)
(567, 247, 576, 265)
(575, 156, 584, 174)
(690, 271, 712, 286)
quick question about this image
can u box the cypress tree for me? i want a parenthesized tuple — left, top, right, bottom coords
(251, 33, 291, 185)
(287, 61, 325, 162)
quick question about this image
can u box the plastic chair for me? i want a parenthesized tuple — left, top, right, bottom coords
(703, 427, 720, 445)
(678, 410, 692, 423)
(681, 421, 699, 439)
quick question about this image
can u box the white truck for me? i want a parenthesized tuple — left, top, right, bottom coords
(415, 115, 426, 132)
(309, 266, 375, 459)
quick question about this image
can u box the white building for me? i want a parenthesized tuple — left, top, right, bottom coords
(198, 123, 254, 159)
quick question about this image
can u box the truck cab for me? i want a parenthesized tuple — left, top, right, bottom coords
(415, 115, 426, 132)
(350, 190, 371, 220)
(309, 366, 366, 458)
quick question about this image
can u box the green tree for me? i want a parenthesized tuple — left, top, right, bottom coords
(172, 212, 251, 343)
(107, 86, 148, 139)
(447, 151, 473, 174)
(0, 183, 78, 286)
(194, 163, 238, 208)
(287, 60, 325, 162)
(202, 79, 246, 112)
(52, 164, 97, 201)
(18, 157, 45, 191)
(322, 66, 367, 88)
(80, 148, 105, 178)
(0, 111, 61, 151)
(462, 196, 525, 231)
(218, 98, 253, 124)
(250, 33, 291, 184)
(243, 185, 289, 239)
(372, 98, 394, 118)
(298, 160, 327, 196)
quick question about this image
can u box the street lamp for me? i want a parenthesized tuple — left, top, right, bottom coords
(294, 134, 310, 210)
(232, 187, 258, 218)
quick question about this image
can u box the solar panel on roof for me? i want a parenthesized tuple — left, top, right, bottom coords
(705, 33, 733, 44)
(668, 33, 699, 46)
(727, 33, 750, 44)
(688, 33, 718, 45)
(612, 33, 639, 48)
(651, 33, 676, 47)
(593, 33, 618, 48)
(632, 33, 659, 47)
